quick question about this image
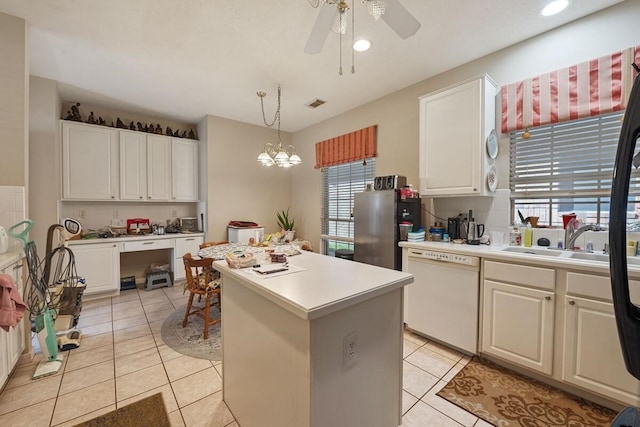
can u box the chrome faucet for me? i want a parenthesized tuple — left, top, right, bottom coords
(564, 218, 604, 250)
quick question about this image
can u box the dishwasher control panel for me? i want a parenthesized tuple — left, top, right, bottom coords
(408, 249, 479, 267)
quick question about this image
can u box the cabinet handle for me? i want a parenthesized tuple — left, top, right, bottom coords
(111, 196, 115, 199)
(139, 196, 143, 199)
(545, 296, 551, 301)
(568, 300, 575, 305)
(143, 242, 154, 245)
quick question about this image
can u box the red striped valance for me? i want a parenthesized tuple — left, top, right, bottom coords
(314, 125, 377, 169)
(501, 46, 640, 133)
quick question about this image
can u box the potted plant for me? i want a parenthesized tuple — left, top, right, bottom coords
(276, 208, 295, 241)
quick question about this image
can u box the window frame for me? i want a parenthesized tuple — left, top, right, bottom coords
(320, 158, 376, 255)
(509, 111, 640, 227)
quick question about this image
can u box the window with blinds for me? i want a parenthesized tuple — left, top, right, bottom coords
(510, 111, 640, 227)
(321, 159, 376, 255)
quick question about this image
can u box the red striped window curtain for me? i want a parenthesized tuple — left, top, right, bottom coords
(501, 46, 640, 133)
(314, 125, 377, 169)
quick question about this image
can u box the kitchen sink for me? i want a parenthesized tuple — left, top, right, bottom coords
(499, 246, 564, 256)
(568, 251, 640, 266)
(567, 252, 609, 262)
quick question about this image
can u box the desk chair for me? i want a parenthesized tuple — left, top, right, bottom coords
(182, 253, 221, 339)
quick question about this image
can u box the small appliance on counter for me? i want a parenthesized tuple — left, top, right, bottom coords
(180, 217, 200, 232)
(447, 217, 462, 240)
(126, 218, 151, 235)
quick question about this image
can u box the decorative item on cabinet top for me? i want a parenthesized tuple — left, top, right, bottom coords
(63, 102, 197, 139)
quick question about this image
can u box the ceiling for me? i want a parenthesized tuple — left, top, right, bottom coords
(0, 0, 625, 132)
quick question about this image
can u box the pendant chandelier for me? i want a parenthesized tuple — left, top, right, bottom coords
(256, 85, 301, 168)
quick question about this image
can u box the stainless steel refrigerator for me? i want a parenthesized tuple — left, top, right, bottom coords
(354, 190, 421, 270)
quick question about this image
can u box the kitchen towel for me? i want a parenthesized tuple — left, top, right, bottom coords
(0, 272, 26, 331)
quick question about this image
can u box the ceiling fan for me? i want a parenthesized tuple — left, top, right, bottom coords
(304, 0, 421, 55)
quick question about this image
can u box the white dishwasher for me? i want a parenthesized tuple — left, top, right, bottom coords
(405, 248, 480, 354)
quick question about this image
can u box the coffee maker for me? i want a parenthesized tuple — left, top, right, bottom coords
(447, 217, 462, 240)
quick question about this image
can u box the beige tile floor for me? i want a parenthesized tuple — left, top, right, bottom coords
(0, 285, 490, 426)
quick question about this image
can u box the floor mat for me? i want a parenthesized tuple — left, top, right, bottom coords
(73, 393, 170, 427)
(436, 357, 617, 426)
(160, 303, 222, 361)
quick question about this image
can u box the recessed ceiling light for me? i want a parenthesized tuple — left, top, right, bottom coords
(353, 39, 372, 52)
(541, 0, 569, 16)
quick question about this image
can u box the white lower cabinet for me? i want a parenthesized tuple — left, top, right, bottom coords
(71, 243, 120, 296)
(1, 257, 25, 389)
(563, 272, 640, 407)
(174, 236, 204, 281)
(482, 279, 555, 374)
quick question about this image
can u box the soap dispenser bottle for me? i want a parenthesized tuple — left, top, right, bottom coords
(524, 224, 533, 247)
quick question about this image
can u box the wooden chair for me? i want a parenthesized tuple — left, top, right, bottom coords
(182, 252, 221, 339)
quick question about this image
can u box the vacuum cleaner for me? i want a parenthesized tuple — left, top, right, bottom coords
(9, 218, 85, 379)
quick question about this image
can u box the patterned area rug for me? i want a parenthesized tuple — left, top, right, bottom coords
(437, 357, 617, 426)
(74, 393, 170, 427)
(160, 304, 222, 361)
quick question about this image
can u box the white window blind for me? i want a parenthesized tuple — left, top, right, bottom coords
(510, 111, 640, 226)
(321, 159, 376, 255)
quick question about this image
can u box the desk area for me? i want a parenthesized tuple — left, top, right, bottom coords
(67, 233, 204, 297)
(213, 250, 413, 427)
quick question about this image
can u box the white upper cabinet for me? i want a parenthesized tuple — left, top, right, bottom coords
(147, 135, 172, 201)
(62, 121, 198, 202)
(119, 130, 147, 200)
(419, 75, 497, 197)
(62, 122, 118, 200)
(171, 138, 198, 201)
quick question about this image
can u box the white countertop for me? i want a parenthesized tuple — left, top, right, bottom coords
(214, 250, 413, 321)
(66, 232, 203, 246)
(399, 240, 640, 277)
(0, 250, 23, 270)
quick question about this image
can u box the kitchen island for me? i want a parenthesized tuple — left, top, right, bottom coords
(213, 250, 413, 427)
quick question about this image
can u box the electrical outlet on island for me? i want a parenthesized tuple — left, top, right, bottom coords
(343, 332, 358, 367)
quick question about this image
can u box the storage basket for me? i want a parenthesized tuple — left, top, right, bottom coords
(225, 250, 255, 269)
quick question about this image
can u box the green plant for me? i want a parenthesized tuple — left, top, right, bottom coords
(276, 208, 295, 231)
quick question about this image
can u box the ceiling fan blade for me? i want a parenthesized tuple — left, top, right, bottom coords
(381, 0, 421, 39)
(304, 4, 337, 55)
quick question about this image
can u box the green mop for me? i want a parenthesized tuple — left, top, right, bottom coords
(32, 308, 63, 378)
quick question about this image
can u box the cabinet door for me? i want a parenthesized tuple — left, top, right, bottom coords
(482, 280, 554, 374)
(1, 259, 24, 387)
(147, 135, 172, 201)
(119, 130, 147, 200)
(6, 260, 24, 369)
(62, 122, 118, 200)
(563, 296, 640, 406)
(171, 139, 198, 201)
(71, 243, 120, 296)
(174, 236, 204, 280)
(419, 76, 495, 197)
(0, 328, 7, 389)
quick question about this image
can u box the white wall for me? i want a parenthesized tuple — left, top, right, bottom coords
(29, 76, 60, 258)
(0, 12, 27, 187)
(291, 0, 640, 247)
(202, 115, 293, 242)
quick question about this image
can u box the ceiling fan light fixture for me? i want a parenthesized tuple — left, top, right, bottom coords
(353, 39, 371, 52)
(541, 0, 569, 16)
(364, 0, 386, 21)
